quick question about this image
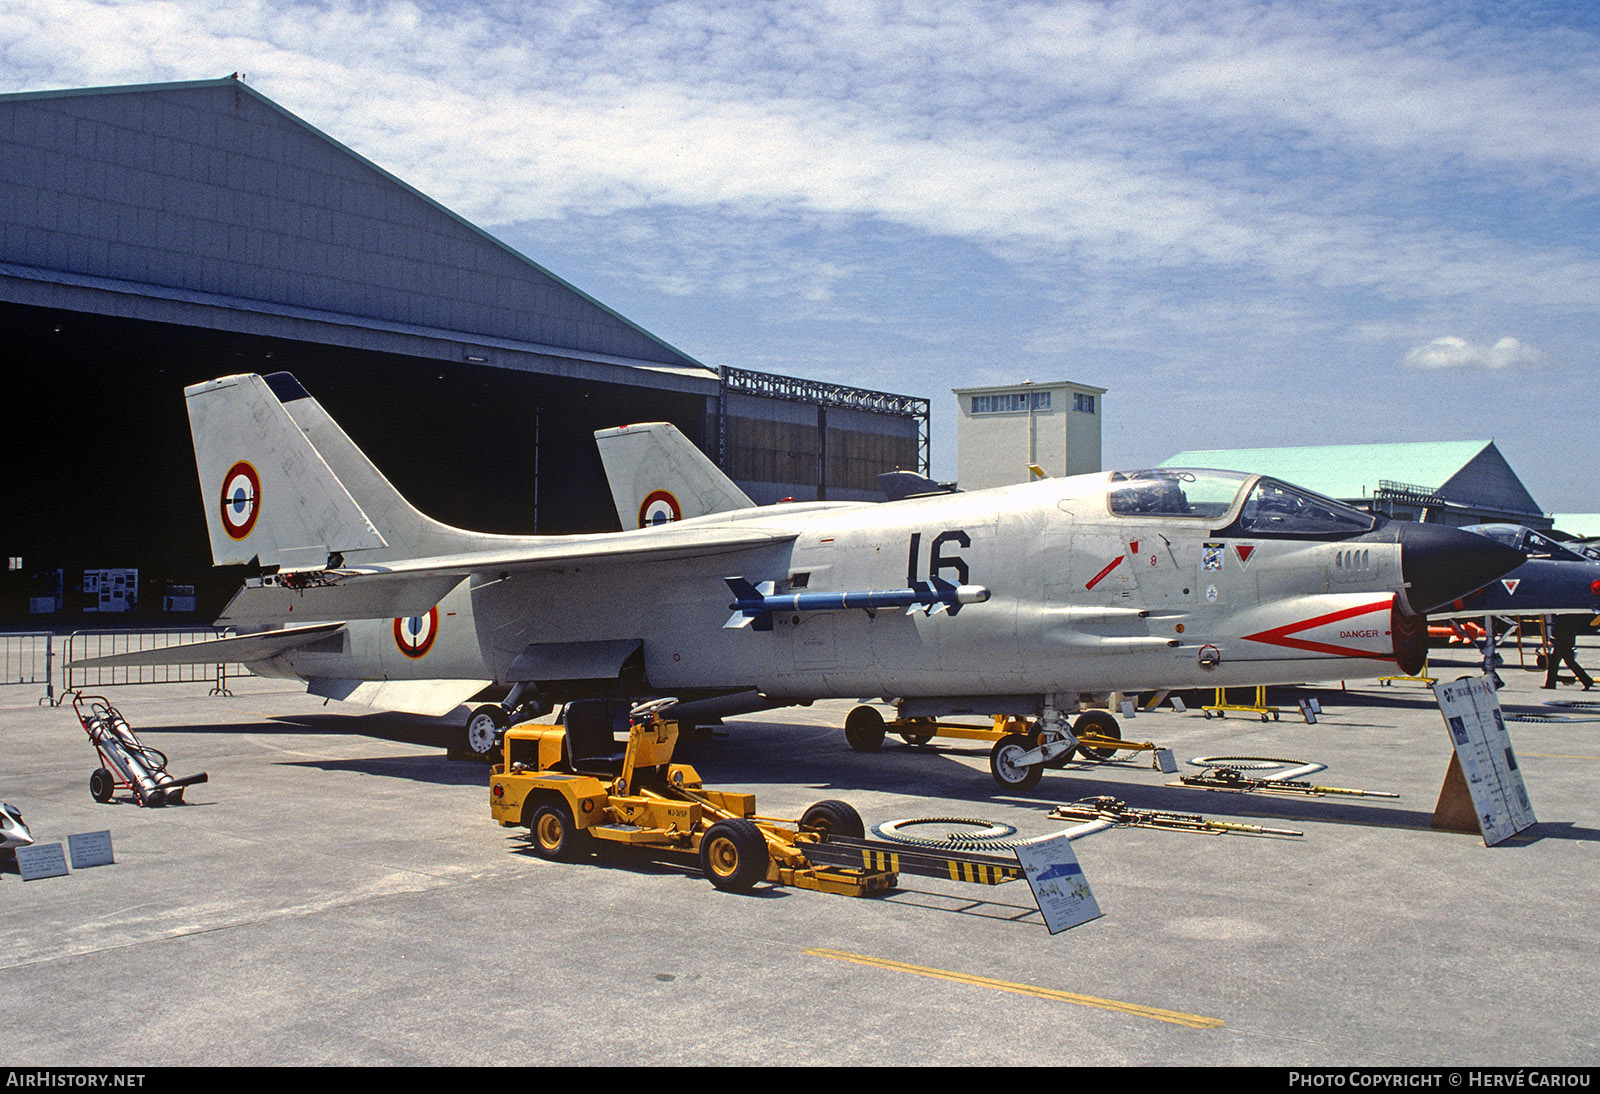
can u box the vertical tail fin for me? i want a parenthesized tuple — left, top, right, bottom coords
(261, 373, 481, 559)
(594, 422, 754, 528)
(186, 374, 388, 568)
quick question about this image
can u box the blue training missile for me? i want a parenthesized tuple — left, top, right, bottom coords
(724, 576, 990, 630)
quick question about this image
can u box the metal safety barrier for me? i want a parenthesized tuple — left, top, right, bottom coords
(61, 628, 249, 698)
(0, 631, 55, 704)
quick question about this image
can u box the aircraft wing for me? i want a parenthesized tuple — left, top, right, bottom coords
(216, 525, 798, 626)
(66, 622, 347, 668)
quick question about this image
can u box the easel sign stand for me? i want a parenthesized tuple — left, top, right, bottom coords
(1430, 676, 1536, 846)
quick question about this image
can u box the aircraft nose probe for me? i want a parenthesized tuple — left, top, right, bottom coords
(1392, 523, 1527, 615)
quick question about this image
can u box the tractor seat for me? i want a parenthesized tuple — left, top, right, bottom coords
(563, 700, 628, 776)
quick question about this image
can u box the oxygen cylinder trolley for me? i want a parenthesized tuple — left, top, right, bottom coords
(71, 693, 208, 807)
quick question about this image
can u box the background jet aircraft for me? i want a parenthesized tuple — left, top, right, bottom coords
(1443, 524, 1600, 617)
(75, 373, 1522, 760)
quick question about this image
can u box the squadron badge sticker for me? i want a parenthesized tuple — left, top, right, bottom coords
(1202, 542, 1224, 572)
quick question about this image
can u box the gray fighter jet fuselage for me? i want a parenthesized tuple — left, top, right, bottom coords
(74, 373, 1523, 756)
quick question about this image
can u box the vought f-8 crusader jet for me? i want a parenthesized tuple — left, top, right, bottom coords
(78, 373, 1521, 772)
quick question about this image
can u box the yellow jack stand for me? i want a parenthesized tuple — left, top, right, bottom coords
(1201, 686, 1279, 722)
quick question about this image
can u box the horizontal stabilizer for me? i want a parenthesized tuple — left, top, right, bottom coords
(217, 574, 466, 627)
(67, 622, 347, 668)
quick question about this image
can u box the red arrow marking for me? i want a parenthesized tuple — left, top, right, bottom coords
(1240, 598, 1396, 661)
(1085, 555, 1125, 590)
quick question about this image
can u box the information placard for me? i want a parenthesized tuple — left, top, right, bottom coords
(68, 831, 115, 869)
(1432, 675, 1535, 845)
(1014, 833, 1103, 934)
(16, 842, 69, 881)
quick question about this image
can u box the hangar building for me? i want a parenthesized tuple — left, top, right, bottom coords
(0, 76, 925, 619)
(1161, 441, 1548, 529)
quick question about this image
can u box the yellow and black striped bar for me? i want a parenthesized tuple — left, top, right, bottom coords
(802, 835, 1023, 886)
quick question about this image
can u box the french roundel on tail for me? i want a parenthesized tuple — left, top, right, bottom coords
(593, 422, 754, 528)
(219, 461, 261, 540)
(186, 373, 387, 567)
(638, 490, 683, 527)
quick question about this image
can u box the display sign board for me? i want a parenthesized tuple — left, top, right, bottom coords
(15, 842, 69, 881)
(1432, 675, 1536, 846)
(68, 831, 115, 869)
(1014, 833, 1103, 934)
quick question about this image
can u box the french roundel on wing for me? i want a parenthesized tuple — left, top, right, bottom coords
(638, 490, 682, 528)
(394, 607, 439, 659)
(219, 461, 261, 540)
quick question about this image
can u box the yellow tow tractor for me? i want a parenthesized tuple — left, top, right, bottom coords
(490, 699, 1029, 896)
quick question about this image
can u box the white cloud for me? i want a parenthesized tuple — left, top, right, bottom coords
(3, 0, 1600, 506)
(1401, 336, 1545, 371)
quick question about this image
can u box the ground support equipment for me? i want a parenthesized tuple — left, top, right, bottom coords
(800, 834, 1024, 886)
(1049, 796, 1303, 838)
(1380, 653, 1439, 687)
(490, 700, 907, 895)
(1178, 766, 1398, 799)
(1201, 686, 1279, 721)
(843, 704, 1169, 791)
(70, 693, 208, 807)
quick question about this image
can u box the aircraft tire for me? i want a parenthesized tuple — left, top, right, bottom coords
(989, 734, 1043, 792)
(844, 705, 886, 752)
(800, 799, 865, 840)
(89, 767, 115, 803)
(1072, 710, 1122, 762)
(465, 704, 509, 757)
(529, 802, 588, 862)
(699, 818, 768, 892)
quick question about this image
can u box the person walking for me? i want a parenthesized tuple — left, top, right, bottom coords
(1544, 613, 1595, 690)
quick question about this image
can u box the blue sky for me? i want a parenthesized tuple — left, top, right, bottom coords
(5, 0, 1598, 513)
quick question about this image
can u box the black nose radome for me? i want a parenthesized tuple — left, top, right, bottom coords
(1394, 523, 1527, 615)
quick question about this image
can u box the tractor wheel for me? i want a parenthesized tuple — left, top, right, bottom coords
(529, 802, 587, 862)
(800, 799, 865, 840)
(699, 819, 769, 892)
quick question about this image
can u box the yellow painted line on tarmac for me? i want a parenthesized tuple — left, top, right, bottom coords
(804, 948, 1224, 1029)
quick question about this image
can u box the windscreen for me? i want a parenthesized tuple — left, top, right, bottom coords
(1236, 478, 1375, 536)
(1107, 470, 1251, 519)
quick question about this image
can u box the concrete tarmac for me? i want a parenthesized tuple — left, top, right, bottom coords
(2, 645, 1597, 1067)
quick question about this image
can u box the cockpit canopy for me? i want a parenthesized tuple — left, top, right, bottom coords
(1107, 469, 1377, 537)
(1467, 524, 1589, 563)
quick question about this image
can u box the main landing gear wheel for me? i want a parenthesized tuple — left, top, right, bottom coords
(1072, 710, 1122, 762)
(989, 734, 1044, 792)
(800, 799, 865, 840)
(844, 705, 887, 752)
(699, 818, 769, 892)
(465, 704, 509, 758)
(529, 801, 588, 862)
